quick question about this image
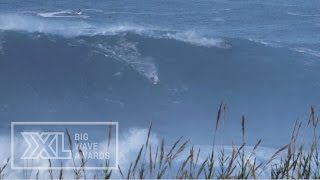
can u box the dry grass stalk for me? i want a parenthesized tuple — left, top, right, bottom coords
(0, 157, 10, 179)
(48, 159, 53, 180)
(59, 162, 64, 179)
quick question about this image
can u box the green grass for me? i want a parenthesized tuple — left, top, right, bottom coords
(1, 103, 319, 179)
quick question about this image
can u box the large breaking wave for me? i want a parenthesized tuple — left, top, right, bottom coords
(0, 13, 232, 84)
(0, 12, 319, 147)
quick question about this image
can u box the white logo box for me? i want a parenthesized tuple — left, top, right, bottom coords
(11, 122, 118, 170)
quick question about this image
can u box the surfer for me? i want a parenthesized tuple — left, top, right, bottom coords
(75, 9, 82, 15)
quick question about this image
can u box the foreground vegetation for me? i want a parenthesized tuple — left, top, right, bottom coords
(0, 103, 319, 179)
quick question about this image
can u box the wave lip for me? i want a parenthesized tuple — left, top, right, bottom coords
(0, 13, 94, 36)
(0, 13, 228, 49)
(291, 47, 320, 58)
(163, 31, 231, 48)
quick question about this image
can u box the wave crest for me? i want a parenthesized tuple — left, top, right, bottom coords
(0, 13, 227, 48)
(291, 47, 320, 58)
(163, 31, 231, 48)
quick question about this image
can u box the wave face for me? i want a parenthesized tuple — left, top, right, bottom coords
(0, 0, 320, 147)
(0, 29, 319, 146)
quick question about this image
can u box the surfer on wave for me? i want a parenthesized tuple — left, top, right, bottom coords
(75, 9, 82, 15)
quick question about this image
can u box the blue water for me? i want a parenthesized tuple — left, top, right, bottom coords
(0, 0, 320, 147)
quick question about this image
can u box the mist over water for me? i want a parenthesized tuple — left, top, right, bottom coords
(0, 0, 319, 148)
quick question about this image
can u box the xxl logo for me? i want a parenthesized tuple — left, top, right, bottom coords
(21, 132, 72, 159)
(11, 122, 118, 170)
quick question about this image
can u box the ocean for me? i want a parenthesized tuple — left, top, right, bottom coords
(0, 0, 319, 149)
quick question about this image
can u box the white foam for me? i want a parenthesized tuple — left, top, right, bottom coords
(37, 10, 89, 18)
(291, 47, 320, 58)
(0, 13, 151, 37)
(94, 24, 148, 36)
(248, 38, 283, 48)
(0, 128, 158, 179)
(0, 129, 280, 179)
(0, 40, 4, 55)
(0, 14, 94, 37)
(164, 31, 230, 48)
(0, 13, 226, 49)
(93, 39, 160, 84)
